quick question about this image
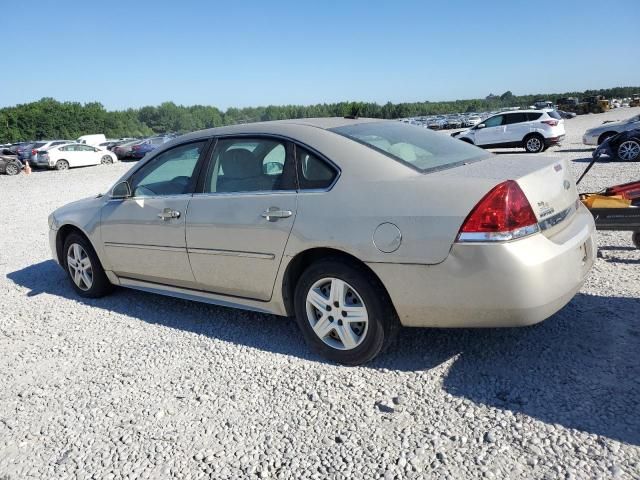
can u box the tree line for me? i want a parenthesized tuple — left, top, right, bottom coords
(1, 86, 638, 143)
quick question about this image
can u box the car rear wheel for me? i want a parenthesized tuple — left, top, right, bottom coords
(5, 163, 20, 175)
(294, 259, 398, 365)
(617, 140, 640, 161)
(524, 134, 544, 153)
(63, 233, 113, 298)
(55, 159, 69, 170)
(101, 155, 113, 164)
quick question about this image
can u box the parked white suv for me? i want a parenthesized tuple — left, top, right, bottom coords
(453, 110, 565, 153)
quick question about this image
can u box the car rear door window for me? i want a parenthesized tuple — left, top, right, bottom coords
(526, 112, 543, 121)
(503, 113, 527, 124)
(131, 141, 206, 197)
(204, 138, 296, 193)
(296, 146, 337, 190)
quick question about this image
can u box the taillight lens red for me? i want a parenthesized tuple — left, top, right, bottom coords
(542, 119, 558, 127)
(31, 149, 37, 155)
(457, 180, 539, 242)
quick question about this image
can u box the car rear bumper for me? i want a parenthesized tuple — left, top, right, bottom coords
(368, 204, 596, 328)
(545, 134, 565, 147)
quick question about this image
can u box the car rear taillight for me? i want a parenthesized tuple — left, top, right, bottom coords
(541, 119, 558, 127)
(457, 180, 539, 242)
(31, 149, 37, 155)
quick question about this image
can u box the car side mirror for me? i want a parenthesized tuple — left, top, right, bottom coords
(475, 123, 486, 129)
(111, 181, 131, 199)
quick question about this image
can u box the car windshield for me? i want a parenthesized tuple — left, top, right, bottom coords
(330, 121, 490, 172)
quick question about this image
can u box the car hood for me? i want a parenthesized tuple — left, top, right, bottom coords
(588, 119, 629, 132)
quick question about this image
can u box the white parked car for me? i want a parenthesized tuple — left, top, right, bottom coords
(34, 143, 118, 170)
(77, 134, 107, 146)
(453, 110, 565, 153)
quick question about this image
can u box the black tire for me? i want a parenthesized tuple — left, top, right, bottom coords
(62, 233, 113, 298)
(293, 258, 399, 365)
(523, 134, 545, 153)
(597, 132, 616, 145)
(55, 159, 69, 171)
(632, 233, 640, 249)
(5, 163, 20, 175)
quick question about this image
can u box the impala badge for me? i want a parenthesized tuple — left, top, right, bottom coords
(563, 180, 571, 190)
(537, 200, 555, 218)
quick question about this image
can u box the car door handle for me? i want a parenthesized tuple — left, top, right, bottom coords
(261, 207, 292, 222)
(158, 208, 181, 220)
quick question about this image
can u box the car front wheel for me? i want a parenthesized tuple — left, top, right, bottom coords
(617, 140, 640, 161)
(294, 259, 398, 365)
(63, 233, 113, 298)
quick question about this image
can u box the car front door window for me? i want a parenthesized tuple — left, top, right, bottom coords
(483, 115, 504, 128)
(131, 141, 206, 197)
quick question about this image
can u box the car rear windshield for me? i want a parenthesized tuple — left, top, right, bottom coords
(330, 121, 490, 173)
(546, 110, 562, 120)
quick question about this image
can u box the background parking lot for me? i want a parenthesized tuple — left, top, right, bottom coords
(1, 110, 639, 479)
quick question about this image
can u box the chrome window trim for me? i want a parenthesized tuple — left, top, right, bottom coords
(107, 193, 193, 202)
(192, 190, 297, 198)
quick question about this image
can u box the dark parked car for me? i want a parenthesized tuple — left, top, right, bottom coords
(129, 136, 171, 159)
(557, 110, 576, 119)
(113, 139, 144, 160)
(16, 143, 36, 161)
(0, 149, 23, 175)
(594, 129, 640, 162)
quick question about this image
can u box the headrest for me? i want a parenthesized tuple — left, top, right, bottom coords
(220, 149, 262, 178)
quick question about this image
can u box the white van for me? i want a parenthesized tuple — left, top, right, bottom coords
(77, 134, 107, 146)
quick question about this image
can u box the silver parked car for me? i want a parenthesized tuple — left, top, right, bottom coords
(48, 118, 596, 364)
(582, 114, 640, 146)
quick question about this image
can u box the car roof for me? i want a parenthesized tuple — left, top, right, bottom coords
(181, 117, 387, 139)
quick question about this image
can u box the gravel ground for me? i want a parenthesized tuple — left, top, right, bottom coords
(1, 109, 639, 479)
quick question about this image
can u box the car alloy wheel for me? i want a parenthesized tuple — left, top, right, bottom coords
(67, 243, 93, 291)
(56, 160, 69, 170)
(305, 277, 369, 351)
(101, 155, 113, 164)
(5, 163, 19, 175)
(525, 136, 543, 153)
(618, 140, 640, 161)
